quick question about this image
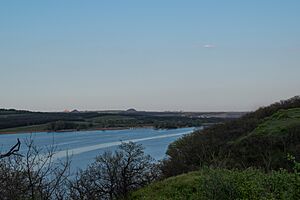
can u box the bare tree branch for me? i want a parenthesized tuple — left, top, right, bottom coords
(0, 138, 22, 159)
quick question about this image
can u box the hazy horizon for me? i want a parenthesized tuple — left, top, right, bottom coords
(1, 96, 296, 113)
(1, 1, 299, 112)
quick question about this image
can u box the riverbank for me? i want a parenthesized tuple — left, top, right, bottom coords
(0, 125, 184, 135)
(0, 126, 139, 135)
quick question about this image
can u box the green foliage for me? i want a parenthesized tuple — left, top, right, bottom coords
(288, 154, 300, 175)
(130, 168, 300, 200)
(249, 108, 300, 137)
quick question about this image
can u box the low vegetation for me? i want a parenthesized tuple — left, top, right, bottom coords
(130, 168, 300, 200)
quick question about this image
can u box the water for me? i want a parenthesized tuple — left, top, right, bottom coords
(0, 127, 196, 172)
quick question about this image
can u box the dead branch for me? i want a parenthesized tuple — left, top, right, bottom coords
(0, 138, 22, 159)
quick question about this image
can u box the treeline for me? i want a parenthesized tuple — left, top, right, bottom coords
(152, 116, 220, 129)
(47, 121, 93, 131)
(0, 111, 99, 130)
(0, 108, 30, 115)
(162, 96, 300, 177)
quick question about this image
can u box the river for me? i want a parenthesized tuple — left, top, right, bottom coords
(0, 127, 197, 172)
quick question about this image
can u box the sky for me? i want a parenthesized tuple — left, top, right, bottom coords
(0, 0, 299, 112)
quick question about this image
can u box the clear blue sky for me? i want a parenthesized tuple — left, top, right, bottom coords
(0, 0, 299, 112)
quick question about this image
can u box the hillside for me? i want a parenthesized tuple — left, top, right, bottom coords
(162, 96, 300, 176)
(244, 108, 300, 137)
(131, 97, 300, 200)
(229, 107, 300, 171)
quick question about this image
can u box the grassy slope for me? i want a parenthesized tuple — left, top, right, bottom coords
(0, 124, 49, 133)
(251, 108, 300, 136)
(130, 168, 299, 200)
(235, 108, 300, 143)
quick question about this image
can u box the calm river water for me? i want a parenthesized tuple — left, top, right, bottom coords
(0, 127, 197, 171)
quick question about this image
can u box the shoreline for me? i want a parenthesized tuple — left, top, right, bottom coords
(0, 127, 136, 135)
(0, 125, 180, 135)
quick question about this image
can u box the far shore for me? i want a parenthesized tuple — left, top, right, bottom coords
(0, 125, 193, 135)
